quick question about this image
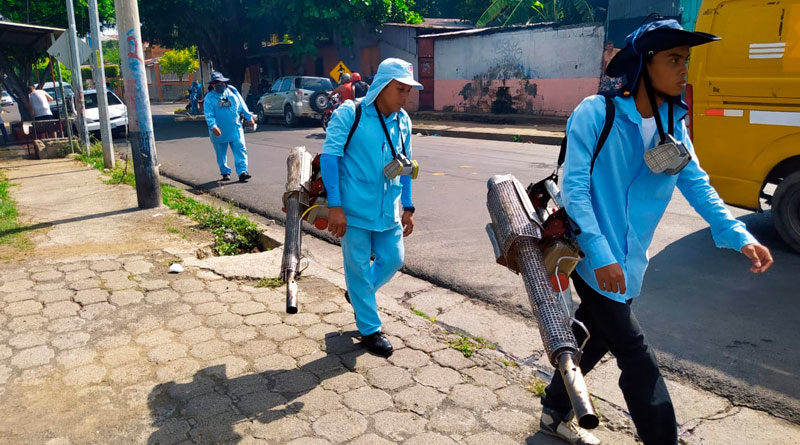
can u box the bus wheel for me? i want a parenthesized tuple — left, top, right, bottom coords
(772, 170, 800, 253)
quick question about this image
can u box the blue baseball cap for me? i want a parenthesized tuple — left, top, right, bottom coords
(208, 72, 230, 84)
(606, 19, 719, 93)
(363, 58, 423, 106)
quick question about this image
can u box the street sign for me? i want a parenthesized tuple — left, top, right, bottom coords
(47, 33, 91, 70)
(329, 61, 351, 83)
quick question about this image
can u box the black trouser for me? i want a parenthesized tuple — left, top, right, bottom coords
(542, 273, 677, 445)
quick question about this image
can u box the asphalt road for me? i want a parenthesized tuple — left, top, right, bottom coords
(146, 105, 800, 422)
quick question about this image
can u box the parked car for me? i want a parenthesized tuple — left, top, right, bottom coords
(688, 0, 800, 252)
(1, 91, 14, 106)
(83, 89, 128, 138)
(41, 81, 74, 118)
(256, 76, 334, 127)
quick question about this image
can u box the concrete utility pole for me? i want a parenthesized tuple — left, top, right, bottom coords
(65, 0, 90, 148)
(88, 0, 115, 168)
(114, 0, 161, 208)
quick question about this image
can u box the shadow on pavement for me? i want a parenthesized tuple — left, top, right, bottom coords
(147, 332, 366, 444)
(639, 211, 800, 418)
(0, 207, 141, 237)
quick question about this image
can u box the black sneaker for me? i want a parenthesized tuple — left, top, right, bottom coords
(239, 172, 251, 182)
(221, 174, 231, 181)
(344, 291, 351, 304)
(360, 331, 393, 357)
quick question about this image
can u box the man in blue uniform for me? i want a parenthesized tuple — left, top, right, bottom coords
(203, 72, 254, 182)
(539, 19, 774, 445)
(320, 58, 421, 357)
(189, 80, 202, 115)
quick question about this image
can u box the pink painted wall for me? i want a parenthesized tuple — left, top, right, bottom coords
(434, 78, 600, 117)
(405, 88, 419, 112)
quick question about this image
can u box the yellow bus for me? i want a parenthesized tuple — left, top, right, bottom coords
(688, 0, 800, 252)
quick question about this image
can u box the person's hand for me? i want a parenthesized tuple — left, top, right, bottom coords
(328, 207, 347, 238)
(741, 243, 773, 273)
(212, 126, 222, 137)
(594, 263, 626, 294)
(402, 211, 414, 237)
(249, 116, 256, 126)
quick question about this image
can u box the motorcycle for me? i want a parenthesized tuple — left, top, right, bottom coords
(321, 92, 341, 133)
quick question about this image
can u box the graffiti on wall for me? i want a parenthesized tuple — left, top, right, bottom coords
(452, 38, 544, 114)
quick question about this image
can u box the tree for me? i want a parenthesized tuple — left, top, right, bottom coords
(158, 47, 199, 82)
(414, 0, 491, 23)
(476, 0, 603, 27)
(139, 0, 423, 89)
(102, 40, 120, 65)
(0, 0, 115, 119)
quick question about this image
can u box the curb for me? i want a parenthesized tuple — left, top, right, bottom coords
(414, 126, 563, 145)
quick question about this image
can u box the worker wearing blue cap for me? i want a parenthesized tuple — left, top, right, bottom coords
(203, 71, 254, 182)
(540, 19, 774, 445)
(320, 58, 422, 357)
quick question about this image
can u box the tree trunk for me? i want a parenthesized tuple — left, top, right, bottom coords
(0, 51, 35, 121)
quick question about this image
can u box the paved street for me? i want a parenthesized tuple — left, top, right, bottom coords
(145, 105, 800, 422)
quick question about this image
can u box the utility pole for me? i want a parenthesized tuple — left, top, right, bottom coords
(50, 34, 75, 152)
(65, 0, 90, 148)
(114, 0, 161, 208)
(88, 0, 115, 168)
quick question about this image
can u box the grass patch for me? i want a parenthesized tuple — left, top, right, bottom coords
(447, 333, 496, 358)
(0, 173, 32, 250)
(526, 376, 548, 397)
(76, 140, 135, 186)
(75, 141, 264, 256)
(512, 134, 522, 143)
(257, 277, 285, 288)
(161, 185, 262, 256)
(501, 359, 518, 368)
(410, 306, 435, 322)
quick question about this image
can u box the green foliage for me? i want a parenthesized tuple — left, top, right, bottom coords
(476, 0, 596, 27)
(257, 277, 285, 288)
(80, 65, 119, 81)
(76, 140, 135, 186)
(159, 47, 199, 82)
(102, 40, 121, 65)
(0, 172, 31, 250)
(414, 0, 491, 22)
(161, 186, 263, 256)
(410, 306, 436, 322)
(447, 333, 496, 357)
(139, 0, 425, 85)
(0, 0, 115, 34)
(526, 376, 548, 396)
(276, 0, 423, 56)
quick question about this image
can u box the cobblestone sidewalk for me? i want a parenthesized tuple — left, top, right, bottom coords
(0, 250, 634, 445)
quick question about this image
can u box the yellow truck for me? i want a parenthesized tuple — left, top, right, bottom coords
(688, 0, 800, 252)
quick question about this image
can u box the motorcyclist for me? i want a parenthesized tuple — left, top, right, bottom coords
(332, 73, 355, 102)
(352, 72, 369, 98)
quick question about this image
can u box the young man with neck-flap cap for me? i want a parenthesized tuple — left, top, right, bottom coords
(320, 58, 422, 357)
(540, 19, 774, 445)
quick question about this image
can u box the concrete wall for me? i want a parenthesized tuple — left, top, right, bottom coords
(431, 24, 604, 116)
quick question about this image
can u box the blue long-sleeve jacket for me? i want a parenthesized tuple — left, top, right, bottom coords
(562, 94, 757, 302)
(203, 86, 252, 143)
(320, 100, 414, 232)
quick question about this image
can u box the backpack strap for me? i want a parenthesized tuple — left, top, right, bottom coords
(343, 101, 361, 152)
(556, 96, 616, 175)
(591, 96, 616, 174)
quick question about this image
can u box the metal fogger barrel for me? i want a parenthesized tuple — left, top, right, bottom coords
(485, 174, 598, 429)
(280, 146, 313, 314)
